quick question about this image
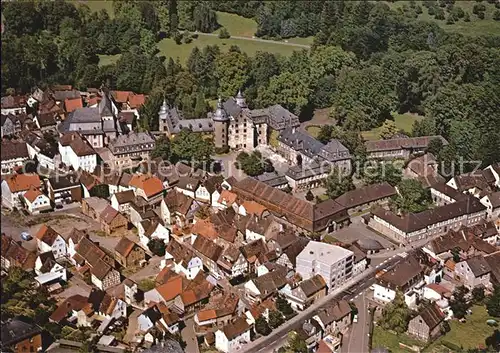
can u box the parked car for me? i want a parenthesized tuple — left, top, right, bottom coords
(353, 314, 358, 323)
(21, 232, 32, 241)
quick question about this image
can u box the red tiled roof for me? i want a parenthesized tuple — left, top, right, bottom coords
(22, 187, 43, 203)
(129, 174, 164, 198)
(111, 91, 133, 103)
(128, 94, 146, 109)
(4, 173, 40, 193)
(64, 98, 83, 113)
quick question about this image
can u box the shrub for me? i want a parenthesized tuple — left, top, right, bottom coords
(218, 28, 230, 39)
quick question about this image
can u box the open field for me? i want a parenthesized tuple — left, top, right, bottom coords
(425, 306, 498, 352)
(215, 11, 257, 37)
(361, 112, 425, 141)
(71, 0, 114, 17)
(385, 1, 500, 37)
(98, 54, 121, 67)
(157, 36, 302, 65)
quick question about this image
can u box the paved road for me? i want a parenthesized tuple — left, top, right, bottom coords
(186, 31, 311, 49)
(344, 292, 370, 353)
(1, 212, 37, 252)
(181, 318, 200, 353)
(241, 257, 402, 353)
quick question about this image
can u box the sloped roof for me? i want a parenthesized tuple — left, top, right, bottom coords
(465, 256, 491, 277)
(416, 303, 445, 330)
(378, 254, 423, 289)
(316, 300, 351, 325)
(23, 187, 43, 203)
(49, 295, 88, 322)
(64, 98, 83, 113)
(113, 190, 135, 204)
(100, 205, 126, 225)
(299, 274, 327, 297)
(3, 173, 39, 193)
(129, 174, 164, 197)
(192, 235, 223, 261)
(371, 195, 486, 233)
(163, 190, 193, 215)
(35, 225, 60, 246)
(334, 182, 396, 209)
(221, 317, 250, 340)
(128, 94, 146, 108)
(114, 237, 137, 258)
(366, 135, 448, 152)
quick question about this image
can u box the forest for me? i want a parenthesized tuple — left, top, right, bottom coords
(1, 0, 500, 168)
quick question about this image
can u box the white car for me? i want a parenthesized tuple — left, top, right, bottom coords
(353, 314, 358, 323)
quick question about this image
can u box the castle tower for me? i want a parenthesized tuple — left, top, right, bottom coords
(212, 97, 229, 149)
(158, 98, 169, 133)
(235, 89, 247, 108)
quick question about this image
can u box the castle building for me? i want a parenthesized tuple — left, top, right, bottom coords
(59, 91, 122, 148)
(158, 90, 300, 150)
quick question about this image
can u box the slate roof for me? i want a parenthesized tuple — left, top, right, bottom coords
(36, 112, 57, 127)
(255, 172, 289, 188)
(53, 90, 80, 102)
(108, 132, 155, 153)
(371, 195, 486, 233)
(486, 191, 500, 208)
(465, 256, 491, 277)
(249, 104, 300, 130)
(334, 182, 396, 209)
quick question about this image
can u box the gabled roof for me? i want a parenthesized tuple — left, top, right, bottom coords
(64, 98, 83, 113)
(298, 274, 327, 297)
(163, 190, 194, 216)
(128, 94, 146, 109)
(464, 256, 491, 277)
(221, 317, 250, 341)
(1, 141, 29, 161)
(165, 240, 197, 268)
(129, 174, 164, 198)
(316, 300, 351, 325)
(203, 175, 224, 194)
(111, 91, 133, 104)
(35, 225, 60, 246)
(240, 239, 268, 263)
(366, 135, 448, 152)
(251, 266, 288, 297)
(416, 303, 445, 330)
(23, 187, 44, 203)
(100, 205, 126, 225)
(371, 195, 486, 233)
(114, 237, 138, 258)
(334, 182, 396, 209)
(49, 295, 88, 323)
(378, 254, 423, 289)
(3, 173, 40, 193)
(192, 235, 223, 261)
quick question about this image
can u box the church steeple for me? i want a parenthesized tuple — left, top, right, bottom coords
(159, 97, 168, 115)
(235, 89, 246, 108)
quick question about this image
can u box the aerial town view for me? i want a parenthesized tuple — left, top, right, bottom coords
(1, 1, 500, 353)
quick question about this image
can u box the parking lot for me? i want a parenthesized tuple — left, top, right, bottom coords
(333, 222, 396, 249)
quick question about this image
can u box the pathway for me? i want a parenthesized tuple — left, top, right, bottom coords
(186, 31, 311, 48)
(181, 318, 200, 353)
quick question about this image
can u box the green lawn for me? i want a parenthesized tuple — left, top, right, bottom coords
(372, 326, 424, 353)
(157, 36, 302, 65)
(70, 0, 114, 17)
(361, 112, 424, 141)
(384, 1, 500, 37)
(425, 306, 498, 352)
(215, 11, 257, 37)
(287, 36, 315, 45)
(305, 125, 322, 138)
(98, 54, 121, 67)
